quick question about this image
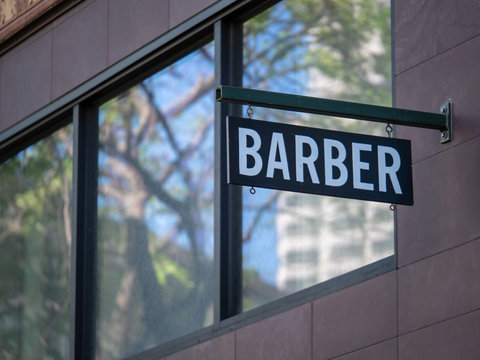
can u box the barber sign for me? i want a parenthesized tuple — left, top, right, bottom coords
(227, 116, 413, 205)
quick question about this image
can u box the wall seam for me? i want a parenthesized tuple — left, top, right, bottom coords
(397, 307, 480, 338)
(233, 327, 237, 360)
(395, 32, 480, 77)
(167, 0, 171, 29)
(49, 29, 54, 104)
(50, 0, 93, 28)
(310, 301, 313, 360)
(411, 133, 480, 167)
(398, 234, 480, 269)
(396, 268, 399, 360)
(105, 0, 110, 70)
(327, 336, 399, 360)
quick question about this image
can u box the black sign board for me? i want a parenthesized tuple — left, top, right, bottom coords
(227, 116, 413, 205)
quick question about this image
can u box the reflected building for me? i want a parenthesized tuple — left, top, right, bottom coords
(276, 193, 393, 293)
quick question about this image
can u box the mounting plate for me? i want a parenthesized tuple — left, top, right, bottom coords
(440, 101, 452, 143)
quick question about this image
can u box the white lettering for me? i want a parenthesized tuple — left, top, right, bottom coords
(267, 132, 290, 180)
(352, 142, 374, 191)
(378, 145, 402, 194)
(295, 135, 319, 183)
(324, 138, 348, 187)
(239, 127, 262, 176)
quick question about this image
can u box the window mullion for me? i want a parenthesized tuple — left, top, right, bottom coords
(71, 104, 98, 360)
(214, 19, 244, 323)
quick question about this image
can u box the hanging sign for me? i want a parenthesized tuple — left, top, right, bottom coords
(227, 116, 413, 205)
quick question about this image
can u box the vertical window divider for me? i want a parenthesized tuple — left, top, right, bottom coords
(390, 0, 399, 271)
(214, 19, 244, 323)
(71, 103, 98, 360)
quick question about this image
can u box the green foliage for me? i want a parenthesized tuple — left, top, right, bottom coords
(0, 126, 73, 360)
(245, 0, 391, 108)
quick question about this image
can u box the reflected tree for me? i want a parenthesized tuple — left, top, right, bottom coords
(0, 126, 73, 360)
(96, 45, 216, 358)
(96, 0, 393, 353)
(244, 0, 391, 102)
(242, 0, 393, 306)
(0, 0, 393, 358)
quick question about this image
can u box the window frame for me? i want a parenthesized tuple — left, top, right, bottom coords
(0, 1, 396, 359)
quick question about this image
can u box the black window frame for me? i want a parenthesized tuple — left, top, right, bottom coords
(0, 1, 396, 359)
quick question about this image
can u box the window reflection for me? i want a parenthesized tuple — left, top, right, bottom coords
(0, 125, 73, 360)
(242, 0, 393, 311)
(96, 43, 215, 358)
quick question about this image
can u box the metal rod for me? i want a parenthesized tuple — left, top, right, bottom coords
(216, 85, 449, 131)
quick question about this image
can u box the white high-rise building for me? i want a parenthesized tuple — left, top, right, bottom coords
(276, 192, 393, 292)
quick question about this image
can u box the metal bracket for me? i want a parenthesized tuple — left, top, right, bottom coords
(440, 101, 452, 143)
(216, 85, 453, 144)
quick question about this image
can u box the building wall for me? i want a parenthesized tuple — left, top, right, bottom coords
(0, 0, 217, 132)
(160, 0, 480, 359)
(1, 0, 479, 359)
(394, 0, 480, 357)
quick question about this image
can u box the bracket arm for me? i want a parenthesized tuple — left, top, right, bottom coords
(216, 85, 452, 143)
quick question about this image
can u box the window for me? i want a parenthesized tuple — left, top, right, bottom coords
(0, 0, 394, 358)
(241, 0, 393, 310)
(96, 43, 215, 359)
(0, 124, 73, 360)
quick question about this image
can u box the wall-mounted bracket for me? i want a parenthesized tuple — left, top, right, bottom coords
(216, 85, 452, 144)
(440, 101, 452, 143)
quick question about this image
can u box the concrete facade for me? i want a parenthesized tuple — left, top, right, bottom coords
(1, 0, 479, 359)
(0, 0, 217, 132)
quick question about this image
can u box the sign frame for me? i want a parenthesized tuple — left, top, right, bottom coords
(227, 116, 414, 205)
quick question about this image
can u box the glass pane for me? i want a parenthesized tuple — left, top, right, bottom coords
(96, 43, 215, 359)
(242, 0, 393, 310)
(0, 125, 73, 360)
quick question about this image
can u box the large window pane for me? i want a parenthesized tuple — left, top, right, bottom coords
(96, 43, 215, 358)
(0, 125, 73, 360)
(242, 0, 393, 310)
